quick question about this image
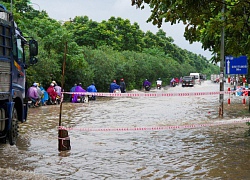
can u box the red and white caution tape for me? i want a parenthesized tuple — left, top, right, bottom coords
(58, 118, 250, 132)
(62, 91, 236, 97)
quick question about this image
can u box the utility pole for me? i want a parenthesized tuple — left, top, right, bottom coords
(219, 0, 225, 117)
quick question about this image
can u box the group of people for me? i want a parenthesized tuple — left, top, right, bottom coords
(69, 79, 126, 102)
(142, 77, 184, 90)
(27, 80, 62, 107)
(28, 78, 127, 105)
(70, 83, 98, 103)
(47, 81, 62, 104)
(109, 79, 126, 93)
(143, 78, 163, 91)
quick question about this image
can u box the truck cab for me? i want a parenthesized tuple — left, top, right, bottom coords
(190, 73, 202, 85)
(0, 4, 38, 145)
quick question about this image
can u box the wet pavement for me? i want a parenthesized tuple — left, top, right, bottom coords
(1, 80, 250, 180)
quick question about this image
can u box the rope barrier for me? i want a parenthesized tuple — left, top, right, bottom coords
(57, 118, 250, 132)
(63, 91, 235, 97)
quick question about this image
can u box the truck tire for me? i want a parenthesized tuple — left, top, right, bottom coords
(0, 107, 7, 144)
(8, 107, 18, 146)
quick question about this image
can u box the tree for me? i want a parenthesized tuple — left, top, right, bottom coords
(131, 0, 250, 62)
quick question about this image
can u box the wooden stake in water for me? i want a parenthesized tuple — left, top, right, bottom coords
(58, 42, 71, 151)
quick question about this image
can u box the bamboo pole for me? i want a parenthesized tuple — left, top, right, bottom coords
(58, 42, 71, 151)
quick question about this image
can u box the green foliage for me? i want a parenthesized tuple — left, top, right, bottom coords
(6, 1, 219, 92)
(131, 0, 250, 63)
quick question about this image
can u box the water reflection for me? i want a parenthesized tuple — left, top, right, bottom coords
(1, 81, 250, 179)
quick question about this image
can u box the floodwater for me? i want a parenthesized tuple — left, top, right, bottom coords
(1, 81, 250, 180)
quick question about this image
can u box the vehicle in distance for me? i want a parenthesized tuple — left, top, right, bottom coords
(190, 73, 201, 85)
(182, 76, 195, 87)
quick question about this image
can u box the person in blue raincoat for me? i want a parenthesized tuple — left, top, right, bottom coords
(72, 83, 87, 103)
(39, 83, 49, 105)
(109, 80, 120, 93)
(87, 83, 97, 100)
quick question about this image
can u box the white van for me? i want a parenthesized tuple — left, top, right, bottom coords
(190, 73, 201, 85)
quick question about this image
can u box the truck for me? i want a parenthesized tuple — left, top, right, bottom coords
(190, 73, 201, 85)
(211, 74, 220, 83)
(0, 4, 38, 145)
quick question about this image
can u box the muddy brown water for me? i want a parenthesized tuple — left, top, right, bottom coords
(1, 81, 250, 180)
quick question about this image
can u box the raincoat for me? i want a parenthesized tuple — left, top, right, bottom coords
(143, 80, 151, 87)
(109, 82, 120, 93)
(87, 84, 97, 100)
(72, 85, 87, 103)
(40, 86, 49, 105)
(47, 85, 57, 101)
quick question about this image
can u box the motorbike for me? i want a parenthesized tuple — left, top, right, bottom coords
(157, 84, 161, 90)
(145, 85, 151, 91)
(27, 98, 40, 108)
(88, 95, 96, 101)
(47, 95, 61, 105)
(113, 89, 121, 93)
(76, 95, 88, 103)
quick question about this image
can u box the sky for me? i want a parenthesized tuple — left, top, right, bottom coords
(30, 0, 212, 59)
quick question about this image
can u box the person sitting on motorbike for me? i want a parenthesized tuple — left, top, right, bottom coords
(70, 83, 77, 102)
(174, 77, 179, 85)
(54, 82, 62, 98)
(87, 83, 97, 100)
(39, 83, 49, 106)
(170, 78, 176, 87)
(36, 82, 43, 100)
(47, 83, 58, 103)
(120, 78, 126, 93)
(109, 80, 120, 93)
(156, 78, 162, 89)
(72, 83, 87, 103)
(143, 79, 151, 91)
(27, 83, 40, 107)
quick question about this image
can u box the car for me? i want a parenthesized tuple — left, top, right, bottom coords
(182, 76, 195, 87)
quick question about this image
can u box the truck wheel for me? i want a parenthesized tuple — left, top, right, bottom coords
(8, 108, 18, 146)
(0, 107, 7, 144)
(0, 107, 6, 132)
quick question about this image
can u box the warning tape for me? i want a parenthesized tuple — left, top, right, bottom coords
(62, 91, 239, 97)
(58, 118, 250, 132)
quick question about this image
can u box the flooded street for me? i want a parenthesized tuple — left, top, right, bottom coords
(1, 81, 250, 180)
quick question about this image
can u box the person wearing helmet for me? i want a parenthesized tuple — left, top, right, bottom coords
(109, 80, 120, 93)
(54, 83, 62, 97)
(87, 83, 97, 100)
(120, 78, 126, 93)
(52, 80, 57, 85)
(47, 83, 58, 104)
(72, 83, 87, 103)
(39, 83, 49, 105)
(27, 83, 40, 107)
(36, 83, 43, 99)
(143, 79, 151, 91)
(156, 78, 162, 89)
(70, 83, 77, 102)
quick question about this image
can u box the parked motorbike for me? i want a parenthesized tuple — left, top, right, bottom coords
(113, 89, 121, 93)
